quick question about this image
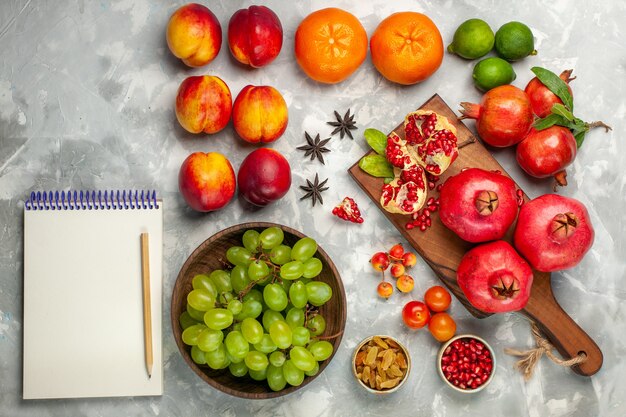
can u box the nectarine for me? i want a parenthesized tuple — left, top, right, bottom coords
(179, 152, 236, 212)
(238, 148, 291, 206)
(166, 4, 222, 67)
(228, 5, 283, 68)
(232, 85, 288, 144)
(175, 75, 232, 134)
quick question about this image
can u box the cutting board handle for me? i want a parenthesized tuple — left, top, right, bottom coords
(522, 272, 603, 376)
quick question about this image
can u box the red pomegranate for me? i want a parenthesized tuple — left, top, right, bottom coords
(514, 194, 594, 272)
(516, 126, 576, 188)
(525, 69, 574, 118)
(439, 168, 518, 243)
(457, 240, 533, 313)
(403, 110, 459, 175)
(380, 165, 428, 214)
(459, 85, 534, 148)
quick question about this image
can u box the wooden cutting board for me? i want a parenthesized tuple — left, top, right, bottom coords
(348, 94, 602, 376)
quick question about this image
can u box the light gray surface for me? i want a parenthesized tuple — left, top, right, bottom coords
(1, 0, 624, 416)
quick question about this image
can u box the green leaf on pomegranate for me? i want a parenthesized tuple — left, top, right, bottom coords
(532, 113, 568, 130)
(358, 154, 394, 178)
(574, 131, 586, 148)
(551, 103, 574, 121)
(531, 67, 574, 111)
(364, 128, 387, 155)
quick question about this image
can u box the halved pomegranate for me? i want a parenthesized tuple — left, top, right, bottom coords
(380, 165, 428, 215)
(404, 110, 459, 175)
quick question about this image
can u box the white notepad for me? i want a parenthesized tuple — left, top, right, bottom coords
(23, 191, 163, 399)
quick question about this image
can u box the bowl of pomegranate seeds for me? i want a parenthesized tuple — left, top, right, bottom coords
(437, 334, 495, 393)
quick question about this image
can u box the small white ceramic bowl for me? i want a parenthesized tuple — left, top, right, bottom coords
(437, 334, 496, 393)
(352, 335, 411, 395)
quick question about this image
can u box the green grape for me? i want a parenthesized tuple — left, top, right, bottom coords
(248, 367, 267, 381)
(197, 328, 223, 352)
(187, 303, 206, 321)
(192, 274, 218, 298)
(187, 289, 216, 311)
(190, 345, 206, 365)
(235, 299, 263, 321)
(209, 270, 233, 293)
(306, 281, 332, 306)
(204, 308, 234, 330)
(226, 246, 253, 267)
(179, 311, 199, 330)
(285, 307, 305, 329)
(242, 229, 261, 253)
(231, 265, 251, 293)
(282, 359, 304, 386)
(307, 314, 326, 337)
(304, 361, 319, 377)
(269, 351, 286, 367)
(269, 244, 292, 265)
(248, 260, 270, 282)
(205, 343, 229, 370)
(225, 331, 249, 361)
(182, 323, 207, 346)
(291, 326, 311, 347)
(229, 361, 248, 377)
(290, 346, 317, 372)
(281, 279, 293, 294)
(253, 334, 278, 354)
(269, 321, 293, 349)
(241, 318, 264, 344)
(289, 281, 308, 309)
(232, 322, 242, 332)
(290, 237, 317, 261)
(245, 351, 269, 371)
(219, 292, 234, 304)
(308, 340, 333, 361)
(302, 258, 323, 278)
(280, 261, 304, 280)
(259, 227, 284, 249)
(267, 364, 287, 391)
(263, 284, 288, 311)
(243, 289, 263, 303)
(227, 299, 243, 315)
(226, 349, 244, 364)
(262, 310, 284, 332)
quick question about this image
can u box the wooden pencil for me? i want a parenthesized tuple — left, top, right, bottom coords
(140, 232, 153, 378)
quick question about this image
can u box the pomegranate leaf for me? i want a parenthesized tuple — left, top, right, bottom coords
(551, 103, 574, 121)
(531, 67, 574, 111)
(358, 154, 394, 178)
(364, 128, 387, 155)
(573, 131, 586, 148)
(533, 113, 568, 130)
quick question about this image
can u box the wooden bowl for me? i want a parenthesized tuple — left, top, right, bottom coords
(171, 222, 347, 399)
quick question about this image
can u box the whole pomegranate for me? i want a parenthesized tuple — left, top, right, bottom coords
(514, 194, 594, 272)
(439, 168, 518, 243)
(525, 69, 574, 118)
(516, 126, 576, 187)
(457, 240, 533, 313)
(459, 85, 533, 148)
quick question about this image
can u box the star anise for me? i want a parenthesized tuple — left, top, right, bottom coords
(328, 109, 357, 140)
(299, 173, 329, 207)
(296, 132, 331, 164)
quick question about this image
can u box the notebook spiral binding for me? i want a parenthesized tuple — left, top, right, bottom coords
(24, 190, 159, 211)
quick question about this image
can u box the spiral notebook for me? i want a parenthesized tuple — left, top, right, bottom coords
(23, 190, 163, 399)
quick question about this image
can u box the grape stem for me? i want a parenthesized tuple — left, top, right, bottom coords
(237, 280, 258, 301)
(314, 329, 344, 341)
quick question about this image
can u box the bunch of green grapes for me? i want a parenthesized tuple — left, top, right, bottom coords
(179, 227, 335, 391)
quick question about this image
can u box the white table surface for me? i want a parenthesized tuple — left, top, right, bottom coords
(1, 0, 624, 416)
